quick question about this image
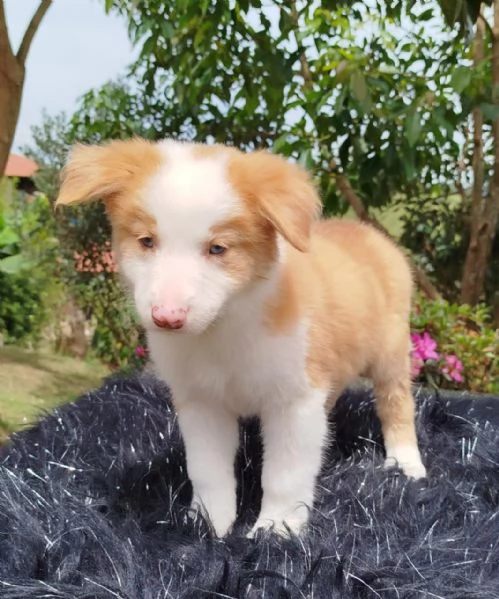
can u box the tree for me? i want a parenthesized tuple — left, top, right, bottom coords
(459, 2, 499, 306)
(79, 0, 466, 300)
(20, 110, 70, 200)
(59, 0, 498, 306)
(0, 0, 52, 176)
(101, 0, 462, 215)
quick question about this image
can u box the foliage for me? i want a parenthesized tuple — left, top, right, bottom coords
(20, 110, 70, 201)
(97, 0, 466, 213)
(82, 0, 496, 307)
(400, 191, 499, 305)
(67, 272, 142, 368)
(438, 0, 494, 37)
(411, 294, 499, 394)
(0, 187, 61, 345)
(53, 203, 140, 367)
(0, 272, 48, 345)
(69, 79, 167, 143)
(400, 194, 468, 300)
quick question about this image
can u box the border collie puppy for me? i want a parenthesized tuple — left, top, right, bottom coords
(56, 138, 426, 537)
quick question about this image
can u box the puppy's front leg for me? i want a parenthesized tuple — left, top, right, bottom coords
(176, 399, 239, 537)
(250, 390, 329, 537)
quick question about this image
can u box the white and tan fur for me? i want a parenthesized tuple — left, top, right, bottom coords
(56, 138, 426, 538)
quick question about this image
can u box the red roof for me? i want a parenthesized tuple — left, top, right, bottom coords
(4, 153, 39, 178)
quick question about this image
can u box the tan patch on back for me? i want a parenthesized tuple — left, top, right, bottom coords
(263, 219, 414, 394)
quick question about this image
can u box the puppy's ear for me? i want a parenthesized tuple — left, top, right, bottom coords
(231, 151, 322, 252)
(55, 138, 160, 209)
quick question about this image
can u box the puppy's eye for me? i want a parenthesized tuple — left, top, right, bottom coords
(139, 236, 154, 249)
(209, 244, 226, 256)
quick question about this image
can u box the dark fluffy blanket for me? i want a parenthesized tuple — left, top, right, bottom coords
(1, 374, 499, 598)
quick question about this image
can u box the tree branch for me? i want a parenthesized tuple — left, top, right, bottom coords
(478, 11, 494, 38)
(330, 160, 442, 301)
(289, 1, 313, 90)
(455, 124, 470, 206)
(0, 0, 13, 56)
(16, 0, 52, 65)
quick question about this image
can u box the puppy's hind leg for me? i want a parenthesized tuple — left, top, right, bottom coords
(371, 345, 426, 480)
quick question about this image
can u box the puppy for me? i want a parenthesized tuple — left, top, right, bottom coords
(56, 138, 426, 538)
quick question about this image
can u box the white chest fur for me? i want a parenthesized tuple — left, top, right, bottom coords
(147, 290, 310, 417)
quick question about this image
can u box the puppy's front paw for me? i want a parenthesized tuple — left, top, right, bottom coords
(247, 507, 308, 539)
(190, 497, 236, 538)
(384, 445, 426, 479)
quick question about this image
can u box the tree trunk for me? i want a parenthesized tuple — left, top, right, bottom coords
(0, 54, 24, 176)
(461, 3, 499, 305)
(0, 0, 52, 176)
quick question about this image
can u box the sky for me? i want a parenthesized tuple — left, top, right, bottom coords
(5, 0, 136, 152)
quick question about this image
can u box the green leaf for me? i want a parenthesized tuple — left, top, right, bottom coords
(298, 149, 314, 171)
(352, 136, 368, 157)
(162, 21, 175, 40)
(350, 70, 370, 112)
(403, 154, 416, 180)
(0, 227, 20, 247)
(339, 137, 351, 168)
(334, 60, 352, 83)
(272, 134, 291, 154)
(0, 254, 32, 275)
(418, 8, 435, 21)
(450, 67, 471, 93)
(432, 107, 456, 138)
(405, 111, 422, 147)
(479, 103, 499, 121)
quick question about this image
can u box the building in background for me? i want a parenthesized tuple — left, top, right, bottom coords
(4, 153, 39, 195)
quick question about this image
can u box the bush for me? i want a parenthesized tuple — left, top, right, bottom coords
(411, 294, 499, 394)
(0, 187, 63, 346)
(86, 279, 141, 369)
(400, 192, 499, 307)
(400, 193, 466, 301)
(65, 268, 143, 368)
(0, 272, 48, 344)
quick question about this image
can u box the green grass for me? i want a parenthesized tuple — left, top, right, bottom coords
(343, 204, 405, 239)
(0, 346, 109, 440)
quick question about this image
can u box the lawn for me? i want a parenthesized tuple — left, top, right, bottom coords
(343, 204, 405, 238)
(0, 346, 109, 440)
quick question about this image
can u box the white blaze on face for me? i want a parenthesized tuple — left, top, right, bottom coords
(119, 142, 244, 334)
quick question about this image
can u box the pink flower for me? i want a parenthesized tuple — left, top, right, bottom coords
(135, 345, 147, 359)
(411, 332, 439, 362)
(411, 355, 424, 378)
(442, 354, 464, 383)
